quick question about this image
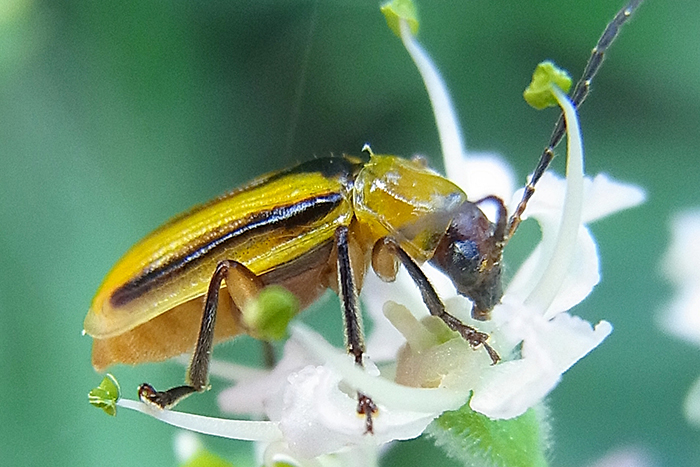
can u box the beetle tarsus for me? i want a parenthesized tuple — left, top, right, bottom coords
(482, 342, 501, 365)
(438, 311, 500, 364)
(357, 392, 378, 435)
(136, 259, 251, 410)
(137, 383, 198, 409)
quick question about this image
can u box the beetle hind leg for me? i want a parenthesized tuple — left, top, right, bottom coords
(138, 259, 264, 409)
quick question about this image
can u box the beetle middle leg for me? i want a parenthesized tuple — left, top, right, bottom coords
(138, 259, 263, 409)
(335, 225, 378, 434)
(372, 237, 500, 364)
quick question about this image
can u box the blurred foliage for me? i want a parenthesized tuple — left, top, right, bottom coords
(0, 0, 698, 466)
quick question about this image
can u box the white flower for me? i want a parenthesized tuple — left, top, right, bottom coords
(216, 337, 441, 460)
(660, 210, 700, 346)
(115, 13, 645, 465)
(585, 446, 656, 467)
(659, 210, 700, 426)
(362, 18, 645, 421)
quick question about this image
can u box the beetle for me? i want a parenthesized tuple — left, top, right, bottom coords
(84, 0, 640, 434)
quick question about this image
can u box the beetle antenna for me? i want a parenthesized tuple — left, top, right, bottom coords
(506, 0, 643, 239)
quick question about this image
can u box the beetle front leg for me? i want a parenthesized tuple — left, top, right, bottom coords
(138, 259, 263, 409)
(372, 237, 500, 364)
(335, 226, 378, 434)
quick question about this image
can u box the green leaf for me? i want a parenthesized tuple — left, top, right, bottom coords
(381, 0, 420, 38)
(428, 402, 550, 467)
(88, 374, 121, 416)
(242, 285, 299, 341)
(523, 61, 572, 110)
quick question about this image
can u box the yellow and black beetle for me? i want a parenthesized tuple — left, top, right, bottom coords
(84, 0, 640, 434)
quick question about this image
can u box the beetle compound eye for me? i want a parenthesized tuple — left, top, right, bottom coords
(448, 238, 503, 320)
(447, 240, 482, 286)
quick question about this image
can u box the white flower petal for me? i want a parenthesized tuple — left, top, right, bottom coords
(506, 173, 642, 319)
(399, 20, 464, 169)
(662, 210, 700, 282)
(261, 442, 310, 467)
(470, 310, 612, 419)
(117, 398, 283, 442)
(544, 226, 600, 317)
(217, 339, 315, 418)
(586, 446, 656, 467)
(582, 173, 646, 223)
(279, 365, 438, 459)
(421, 261, 464, 302)
(660, 285, 700, 347)
(448, 154, 516, 207)
(659, 210, 700, 345)
(173, 431, 202, 464)
(469, 357, 556, 420)
(516, 172, 644, 225)
(506, 225, 600, 319)
(362, 264, 434, 320)
(262, 441, 380, 467)
(291, 324, 470, 413)
(522, 87, 584, 314)
(684, 375, 700, 428)
(533, 313, 612, 372)
(362, 273, 413, 363)
(280, 366, 366, 458)
(397, 20, 517, 211)
(510, 171, 564, 220)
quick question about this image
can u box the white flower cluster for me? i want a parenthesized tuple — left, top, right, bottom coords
(118, 15, 644, 467)
(660, 210, 700, 426)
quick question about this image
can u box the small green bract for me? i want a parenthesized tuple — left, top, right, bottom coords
(381, 0, 420, 38)
(88, 374, 120, 416)
(523, 61, 572, 110)
(429, 403, 550, 467)
(242, 285, 299, 341)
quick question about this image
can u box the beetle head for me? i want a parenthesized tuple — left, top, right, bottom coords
(430, 198, 507, 321)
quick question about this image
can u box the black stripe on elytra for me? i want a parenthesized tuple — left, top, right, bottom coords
(110, 192, 344, 308)
(267, 156, 364, 187)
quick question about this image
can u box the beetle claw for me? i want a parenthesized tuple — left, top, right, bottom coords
(137, 383, 196, 410)
(357, 392, 378, 435)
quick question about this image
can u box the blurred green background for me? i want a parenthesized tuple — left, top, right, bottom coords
(1, 0, 698, 465)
